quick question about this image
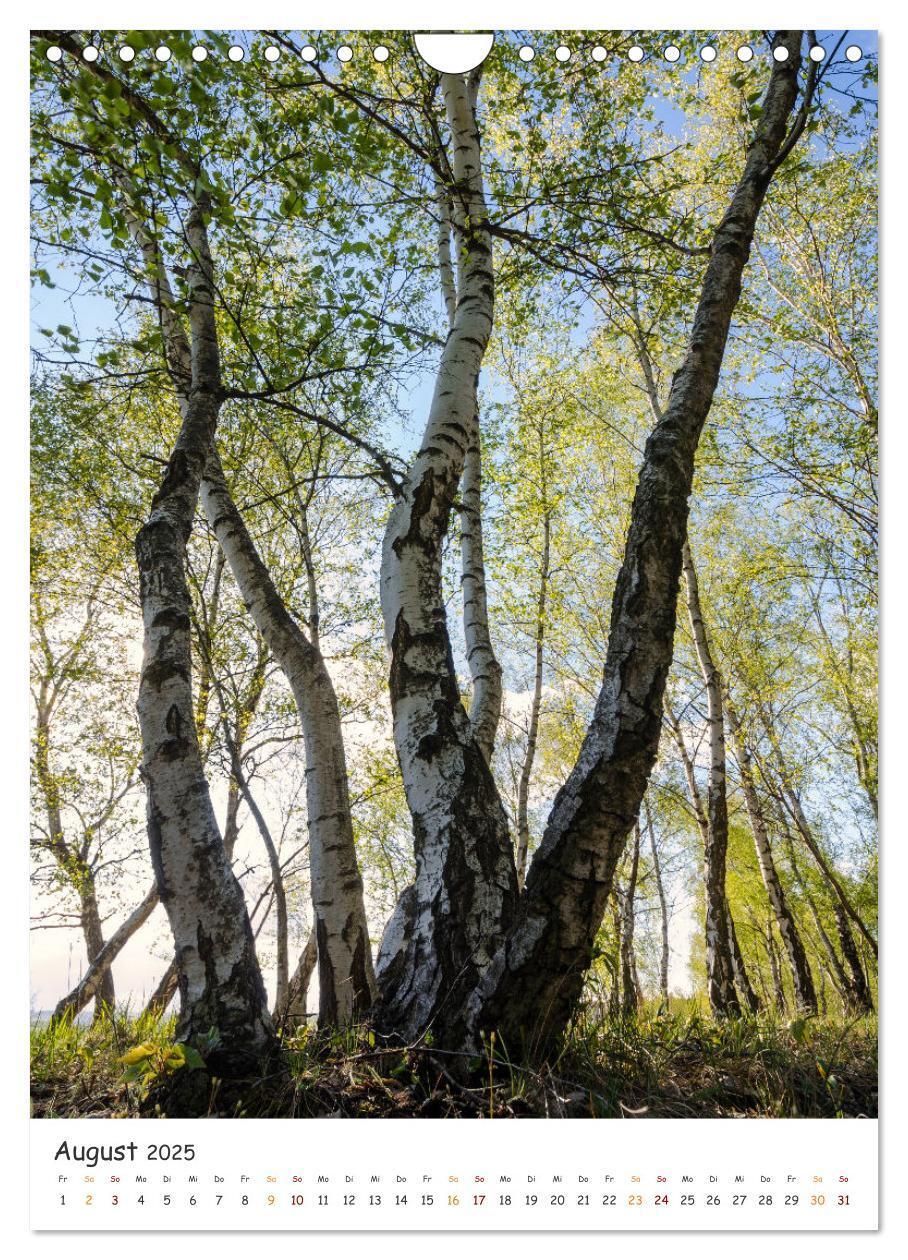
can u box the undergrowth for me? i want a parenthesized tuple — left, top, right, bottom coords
(31, 1001, 877, 1120)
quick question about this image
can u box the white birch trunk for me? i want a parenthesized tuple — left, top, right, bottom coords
(134, 201, 274, 1070)
(468, 35, 807, 1052)
(436, 165, 502, 763)
(681, 541, 740, 1016)
(374, 73, 517, 1047)
(127, 189, 374, 1029)
(200, 453, 375, 1026)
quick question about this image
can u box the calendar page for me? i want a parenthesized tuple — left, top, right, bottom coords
(27, 13, 879, 1239)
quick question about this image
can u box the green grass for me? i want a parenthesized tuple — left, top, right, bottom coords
(31, 1002, 877, 1119)
(31, 1006, 177, 1118)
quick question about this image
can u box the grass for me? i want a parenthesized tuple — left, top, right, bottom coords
(30, 1001, 877, 1120)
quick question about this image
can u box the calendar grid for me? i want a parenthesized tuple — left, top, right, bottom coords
(31, 1118, 877, 1231)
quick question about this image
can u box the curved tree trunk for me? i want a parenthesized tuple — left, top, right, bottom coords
(125, 177, 374, 1031)
(374, 71, 518, 1049)
(200, 452, 375, 1027)
(436, 164, 503, 764)
(53, 884, 159, 1023)
(134, 200, 274, 1071)
(468, 35, 807, 1054)
(725, 691, 817, 1012)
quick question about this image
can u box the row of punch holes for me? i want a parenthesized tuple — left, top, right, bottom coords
(44, 41, 865, 66)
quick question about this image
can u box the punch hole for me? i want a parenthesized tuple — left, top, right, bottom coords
(809, 45, 826, 62)
(519, 46, 535, 62)
(700, 46, 717, 62)
(413, 33, 494, 73)
(301, 45, 318, 63)
(664, 46, 680, 62)
(373, 46, 390, 62)
(736, 46, 753, 62)
(45, 46, 62, 62)
(228, 46, 245, 62)
(155, 46, 171, 62)
(118, 46, 135, 63)
(591, 46, 607, 63)
(264, 46, 280, 62)
(83, 45, 99, 63)
(773, 46, 790, 62)
(628, 46, 644, 63)
(338, 45, 353, 63)
(846, 45, 863, 62)
(192, 46, 208, 62)
(555, 45, 571, 62)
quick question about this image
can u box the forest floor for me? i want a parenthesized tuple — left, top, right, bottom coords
(31, 1003, 877, 1120)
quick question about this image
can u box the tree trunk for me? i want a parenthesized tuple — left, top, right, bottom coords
(835, 904, 874, 1014)
(460, 437, 503, 762)
(726, 903, 760, 1014)
(274, 928, 318, 1029)
(436, 152, 502, 764)
(619, 824, 642, 1017)
(79, 884, 116, 1018)
(682, 541, 739, 1016)
(758, 732, 878, 958)
(200, 451, 375, 1027)
(124, 155, 367, 1038)
(643, 798, 670, 1010)
(469, 35, 807, 1053)
(765, 922, 787, 1013)
(134, 200, 274, 1072)
(35, 702, 117, 1020)
(374, 72, 518, 1049)
(665, 700, 710, 839)
(516, 508, 551, 890)
(785, 832, 855, 1003)
(725, 691, 817, 1012)
(145, 958, 179, 1018)
(53, 884, 159, 1022)
(145, 746, 267, 1027)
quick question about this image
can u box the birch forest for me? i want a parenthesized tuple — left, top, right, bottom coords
(30, 29, 878, 1118)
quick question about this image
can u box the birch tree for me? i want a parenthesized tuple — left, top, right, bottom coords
(470, 31, 811, 1052)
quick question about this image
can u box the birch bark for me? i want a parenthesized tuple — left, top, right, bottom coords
(134, 200, 274, 1069)
(127, 188, 375, 1029)
(52, 887, 159, 1023)
(834, 904, 874, 1014)
(469, 34, 807, 1051)
(200, 453, 376, 1026)
(681, 541, 740, 1016)
(436, 164, 503, 763)
(619, 824, 642, 1017)
(643, 798, 670, 1009)
(374, 73, 518, 1047)
(275, 928, 319, 1028)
